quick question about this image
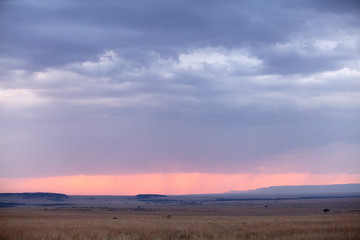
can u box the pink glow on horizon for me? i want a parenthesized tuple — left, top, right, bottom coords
(1, 173, 359, 195)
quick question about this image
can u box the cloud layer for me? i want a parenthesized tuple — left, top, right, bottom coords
(1, 0, 359, 178)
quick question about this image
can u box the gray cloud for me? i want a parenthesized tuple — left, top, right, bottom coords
(2, 0, 358, 72)
(1, 0, 359, 178)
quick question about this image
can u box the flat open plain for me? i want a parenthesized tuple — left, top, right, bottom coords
(1, 194, 360, 239)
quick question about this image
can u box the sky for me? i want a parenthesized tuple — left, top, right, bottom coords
(1, 0, 360, 195)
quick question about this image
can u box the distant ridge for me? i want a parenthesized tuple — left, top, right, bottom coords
(136, 194, 167, 198)
(228, 183, 360, 195)
(0, 192, 68, 201)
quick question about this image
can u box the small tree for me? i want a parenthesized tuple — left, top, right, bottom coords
(323, 208, 330, 214)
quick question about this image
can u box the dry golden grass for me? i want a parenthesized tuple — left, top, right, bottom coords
(1, 208, 359, 240)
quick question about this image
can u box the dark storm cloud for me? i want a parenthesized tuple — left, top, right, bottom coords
(1, 0, 359, 177)
(2, 0, 358, 72)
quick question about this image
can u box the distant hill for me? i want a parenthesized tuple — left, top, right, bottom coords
(136, 194, 167, 198)
(0, 192, 69, 201)
(229, 183, 360, 195)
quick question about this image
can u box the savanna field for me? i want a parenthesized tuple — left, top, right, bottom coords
(1, 207, 360, 240)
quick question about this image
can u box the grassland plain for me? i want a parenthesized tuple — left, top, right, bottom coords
(1, 208, 360, 240)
